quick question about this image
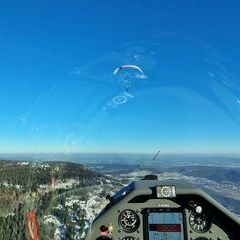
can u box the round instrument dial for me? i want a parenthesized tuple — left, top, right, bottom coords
(161, 186, 173, 197)
(119, 209, 140, 232)
(189, 212, 211, 233)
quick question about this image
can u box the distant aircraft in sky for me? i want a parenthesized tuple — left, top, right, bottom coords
(153, 150, 160, 161)
(113, 64, 145, 92)
(113, 64, 144, 75)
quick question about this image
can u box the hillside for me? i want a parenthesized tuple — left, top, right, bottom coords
(0, 160, 101, 190)
(0, 160, 113, 240)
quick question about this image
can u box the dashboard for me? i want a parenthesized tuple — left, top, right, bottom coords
(86, 176, 240, 240)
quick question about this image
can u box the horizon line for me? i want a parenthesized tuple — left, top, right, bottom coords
(0, 151, 240, 156)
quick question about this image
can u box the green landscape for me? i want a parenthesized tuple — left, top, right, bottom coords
(0, 160, 117, 240)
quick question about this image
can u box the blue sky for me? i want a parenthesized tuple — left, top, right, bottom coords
(0, 0, 240, 154)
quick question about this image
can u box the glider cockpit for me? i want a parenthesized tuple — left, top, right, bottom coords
(86, 175, 240, 240)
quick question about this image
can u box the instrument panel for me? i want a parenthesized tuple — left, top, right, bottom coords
(87, 178, 240, 240)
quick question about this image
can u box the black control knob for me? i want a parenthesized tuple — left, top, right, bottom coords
(96, 236, 112, 240)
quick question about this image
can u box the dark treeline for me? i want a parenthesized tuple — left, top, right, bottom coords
(0, 160, 102, 191)
(0, 204, 27, 240)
